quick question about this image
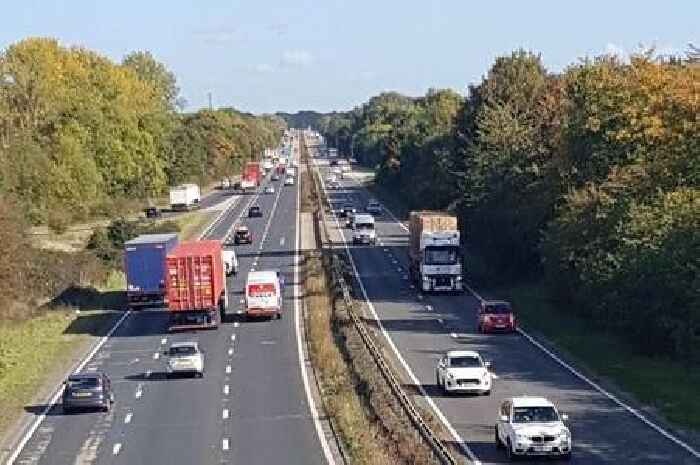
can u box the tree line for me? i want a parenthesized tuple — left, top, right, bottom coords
(318, 49, 699, 361)
(0, 37, 285, 229)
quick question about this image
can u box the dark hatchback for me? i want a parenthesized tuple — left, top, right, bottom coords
(62, 372, 114, 413)
(248, 205, 263, 218)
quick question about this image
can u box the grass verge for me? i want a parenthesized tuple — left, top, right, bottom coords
(366, 169, 700, 433)
(491, 282, 700, 432)
(173, 210, 218, 240)
(0, 308, 118, 437)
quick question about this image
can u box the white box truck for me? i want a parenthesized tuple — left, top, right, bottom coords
(169, 184, 201, 211)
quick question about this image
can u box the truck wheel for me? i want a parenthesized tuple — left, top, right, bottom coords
(277, 312, 282, 320)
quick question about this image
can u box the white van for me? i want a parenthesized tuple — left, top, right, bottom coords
(223, 249, 238, 276)
(245, 270, 283, 319)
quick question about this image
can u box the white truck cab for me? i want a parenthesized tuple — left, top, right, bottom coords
(496, 396, 572, 461)
(352, 214, 376, 245)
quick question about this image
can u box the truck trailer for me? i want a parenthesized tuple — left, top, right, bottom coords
(169, 184, 201, 211)
(408, 211, 463, 293)
(240, 162, 261, 191)
(124, 234, 179, 308)
(166, 240, 228, 331)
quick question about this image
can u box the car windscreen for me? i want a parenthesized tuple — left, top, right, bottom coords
(448, 356, 482, 368)
(169, 346, 196, 356)
(67, 377, 100, 388)
(512, 406, 558, 423)
(484, 303, 512, 314)
(424, 246, 459, 265)
(356, 222, 374, 230)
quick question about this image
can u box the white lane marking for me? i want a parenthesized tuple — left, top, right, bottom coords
(258, 178, 285, 250)
(462, 286, 700, 459)
(112, 443, 122, 455)
(226, 365, 232, 374)
(5, 310, 132, 465)
(233, 322, 240, 328)
(230, 334, 236, 341)
(425, 305, 433, 311)
(222, 438, 230, 451)
(160, 338, 167, 345)
(450, 332, 458, 339)
(228, 348, 234, 356)
(280, 236, 285, 246)
(124, 413, 132, 424)
(135, 384, 143, 399)
(297, 148, 338, 465)
(197, 192, 242, 240)
(222, 409, 229, 420)
(153, 352, 160, 360)
(317, 169, 481, 465)
(145, 370, 152, 378)
(223, 384, 230, 395)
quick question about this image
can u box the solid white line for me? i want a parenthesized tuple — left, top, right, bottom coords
(124, 413, 132, 424)
(223, 385, 230, 395)
(112, 443, 122, 455)
(5, 310, 132, 465)
(222, 409, 229, 420)
(296, 143, 338, 465)
(222, 438, 230, 451)
(317, 165, 481, 465)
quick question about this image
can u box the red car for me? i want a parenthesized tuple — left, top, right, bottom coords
(477, 300, 516, 333)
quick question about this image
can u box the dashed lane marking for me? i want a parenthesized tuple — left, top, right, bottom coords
(226, 365, 232, 374)
(222, 438, 230, 451)
(233, 322, 240, 328)
(153, 352, 159, 360)
(222, 409, 229, 420)
(135, 384, 143, 399)
(160, 338, 167, 345)
(112, 443, 122, 455)
(228, 348, 234, 356)
(230, 334, 236, 341)
(223, 385, 230, 395)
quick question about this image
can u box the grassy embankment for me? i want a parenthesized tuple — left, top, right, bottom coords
(367, 179, 700, 433)
(0, 206, 216, 439)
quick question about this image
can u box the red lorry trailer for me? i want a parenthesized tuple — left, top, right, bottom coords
(240, 162, 261, 190)
(166, 240, 228, 331)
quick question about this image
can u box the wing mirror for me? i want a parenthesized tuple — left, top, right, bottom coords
(500, 415, 508, 422)
(561, 413, 569, 421)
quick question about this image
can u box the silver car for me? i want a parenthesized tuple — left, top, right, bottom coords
(166, 342, 204, 378)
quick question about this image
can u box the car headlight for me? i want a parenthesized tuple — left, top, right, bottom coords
(516, 433, 529, 442)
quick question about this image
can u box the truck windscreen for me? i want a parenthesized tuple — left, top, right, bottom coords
(425, 246, 459, 265)
(357, 223, 374, 230)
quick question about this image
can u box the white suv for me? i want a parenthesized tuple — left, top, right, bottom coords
(435, 350, 492, 395)
(495, 396, 572, 461)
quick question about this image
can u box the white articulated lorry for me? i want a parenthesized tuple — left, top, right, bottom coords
(408, 211, 463, 293)
(169, 184, 201, 211)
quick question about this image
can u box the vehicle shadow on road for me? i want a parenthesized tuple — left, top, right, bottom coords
(24, 404, 65, 417)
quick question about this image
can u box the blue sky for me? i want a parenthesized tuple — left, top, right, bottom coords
(1, 1, 696, 114)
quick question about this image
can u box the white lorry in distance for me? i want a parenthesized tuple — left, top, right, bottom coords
(222, 249, 238, 276)
(169, 184, 201, 211)
(352, 214, 376, 245)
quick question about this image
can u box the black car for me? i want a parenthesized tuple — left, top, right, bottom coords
(340, 204, 356, 218)
(144, 206, 161, 218)
(248, 205, 263, 218)
(62, 372, 114, 413)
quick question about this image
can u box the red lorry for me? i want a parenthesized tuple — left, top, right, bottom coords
(166, 240, 227, 331)
(240, 162, 261, 190)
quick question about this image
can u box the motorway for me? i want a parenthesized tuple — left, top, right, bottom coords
(310, 143, 700, 465)
(9, 134, 332, 465)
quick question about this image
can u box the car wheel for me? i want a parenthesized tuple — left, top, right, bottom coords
(495, 426, 503, 448)
(277, 312, 282, 320)
(506, 439, 515, 461)
(483, 389, 491, 396)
